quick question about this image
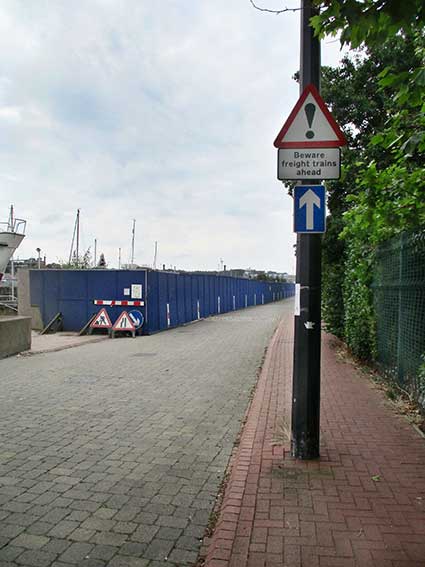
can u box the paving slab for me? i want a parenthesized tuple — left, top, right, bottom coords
(0, 300, 289, 566)
(202, 308, 425, 567)
(27, 332, 108, 355)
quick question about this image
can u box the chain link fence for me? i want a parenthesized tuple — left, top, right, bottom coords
(372, 230, 425, 409)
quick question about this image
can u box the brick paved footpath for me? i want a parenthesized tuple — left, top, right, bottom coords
(202, 309, 425, 567)
(0, 301, 288, 567)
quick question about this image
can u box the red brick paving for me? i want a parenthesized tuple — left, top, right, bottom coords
(202, 309, 425, 566)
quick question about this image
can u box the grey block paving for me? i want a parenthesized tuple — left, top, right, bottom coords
(0, 301, 291, 566)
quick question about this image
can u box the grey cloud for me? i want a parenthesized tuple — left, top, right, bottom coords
(0, 1, 344, 272)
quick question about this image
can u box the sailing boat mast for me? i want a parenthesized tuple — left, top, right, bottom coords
(68, 209, 80, 266)
(76, 209, 80, 267)
(7, 205, 14, 232)
(9, 206, 15, 299)
(153, 241, 158, 270)
(131, 219, 136, 266)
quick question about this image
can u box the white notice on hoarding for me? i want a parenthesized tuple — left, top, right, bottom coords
(131, 284, 142, 299)
(278, 148, 340, 180)
(124, 288, 130, 296)
(295, 283, 300, 316)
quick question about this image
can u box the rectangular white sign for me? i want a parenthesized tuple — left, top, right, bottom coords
(278, 148, 340, 180)
(295, 283, 300, 316)
(131, 284, 142, 299)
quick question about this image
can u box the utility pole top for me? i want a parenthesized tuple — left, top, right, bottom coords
(300, 0, 320, 91)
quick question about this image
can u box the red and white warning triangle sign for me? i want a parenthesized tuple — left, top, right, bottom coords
(90, 308, 112, 329)
(112, 311, 136, 331)
(274, 84, 347, 149)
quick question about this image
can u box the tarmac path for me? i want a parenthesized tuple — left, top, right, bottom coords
(0, 300, 292, 567)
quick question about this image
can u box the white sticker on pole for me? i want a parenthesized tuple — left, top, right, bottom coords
(295, 283, 301, 316)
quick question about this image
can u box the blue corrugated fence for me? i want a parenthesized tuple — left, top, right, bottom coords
(29, 269, 294, 334)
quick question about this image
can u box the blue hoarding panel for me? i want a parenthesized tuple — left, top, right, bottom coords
(58, 299, 87, 330)
(201, 276, 207, 318)
(146, 271, 159, 332)
(168, 275, 177, 328)
(185, 275, 193, 323)
(43, 271, 60, 324)
(158, 272, 168, 330)
(191, 277, 198, 321)
(29, 269, 295, 334)
(177, 276, 185, 325)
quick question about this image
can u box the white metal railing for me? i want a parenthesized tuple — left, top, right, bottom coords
(0, 218, 26, 234)
(0, 300, 18, 312)
(0, 294, 17, 302)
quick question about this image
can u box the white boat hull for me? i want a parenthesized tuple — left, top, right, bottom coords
(0, 232, 25, 281)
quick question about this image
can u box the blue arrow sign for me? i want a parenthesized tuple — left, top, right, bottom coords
(128, 309, 144, 329)
(294, 185, 326, 233)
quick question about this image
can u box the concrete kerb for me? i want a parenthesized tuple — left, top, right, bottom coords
(0, 315, 32, 359)
(19, 333, 109, 357)
(197, 317, 284, 566)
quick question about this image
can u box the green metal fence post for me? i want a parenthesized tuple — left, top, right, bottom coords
(396, 232, 407, 384)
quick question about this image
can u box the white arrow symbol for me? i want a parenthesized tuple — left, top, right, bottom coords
(299, 189, 321, 230)
(304, 321, 315, 330)
(129, 314, 140, 326)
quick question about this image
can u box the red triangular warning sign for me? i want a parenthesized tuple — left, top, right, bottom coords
(112, 311, 136, 331)
(274, 84, 347, 149)
(90, 308, 112, 329)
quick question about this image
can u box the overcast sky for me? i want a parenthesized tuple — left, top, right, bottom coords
(0, 1, 345, 273)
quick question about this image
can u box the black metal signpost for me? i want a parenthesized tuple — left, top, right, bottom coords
(291, 0, 322, 459)
(273, 0, 346, 459)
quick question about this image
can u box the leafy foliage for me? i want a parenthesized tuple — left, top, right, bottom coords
(97, 252, 107, 268)
(58, 248, 92, 269)
(319, 16, 425, 359)
(311, 0, 424, 49)
(342, 241, 376, 360)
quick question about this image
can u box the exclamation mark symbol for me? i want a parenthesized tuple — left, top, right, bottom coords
(305, 103, 316, 139)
